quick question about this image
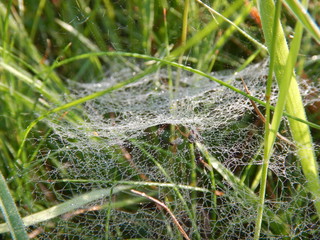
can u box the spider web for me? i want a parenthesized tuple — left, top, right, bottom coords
(20, 60, 320, 239)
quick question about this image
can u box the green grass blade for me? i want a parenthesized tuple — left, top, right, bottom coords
(255, 0, 304, 237)
(254, 0, 282, 237)
(39, 179, 212, 194)
(55, 19, 100, 52)
(0, 170, 28, 239)
(0, 61, 60, 104)
(258, 0, 320, 219)
(0, 185, 131, 234)
(30, 0, 46, 41)
(284, 0, 320, 43)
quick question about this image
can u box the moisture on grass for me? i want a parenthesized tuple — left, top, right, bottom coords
(0, 1, 319, 239)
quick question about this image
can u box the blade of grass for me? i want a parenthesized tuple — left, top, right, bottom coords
(141, 1, 154, 54)
(0, 61, 60, 104)
(254, 1, 283, 238)
(55, 18, 100, 52)
(206, 2, 252, 72)
(0, 185, 131, 234)
(284, 0, 320, 43)
(30, 0, 46, 41)
(258, 0, 320, 219)
(176, 0, 189, 87)
(0, 82, 49, 110)
(1, 0, 12, 60)
(0, 170, 28, 239)
(37, 179, 212, 193)
(0, 2, 44, 63)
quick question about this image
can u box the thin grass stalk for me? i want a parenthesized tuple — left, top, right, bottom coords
(258, 0, 320, 218)
(1, 0, 12, 60)
(176, 0, 189, 88)
(254, 1, 282, 238)
(195, 0, 267, 51)
(207, 2, 252, 72)
(141, 0, 154, 54)
(42, 178, 212, 193)
(30, 0, 46, 41)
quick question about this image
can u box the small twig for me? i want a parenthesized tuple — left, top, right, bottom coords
(241, 78, 295, 147)
(130, 189, 191, 240)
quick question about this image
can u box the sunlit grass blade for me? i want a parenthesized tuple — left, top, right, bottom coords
(0, 170, 28, 239)
(258, 0, 320, 219)
(254, 0, 282, 237)
(0, 61, 60, 104)
(255, 0, 303, 237)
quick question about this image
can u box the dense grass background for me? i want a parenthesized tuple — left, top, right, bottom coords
(0, 0, 319, 239)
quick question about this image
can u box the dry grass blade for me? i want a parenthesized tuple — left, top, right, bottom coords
(130, 189, 191, 240)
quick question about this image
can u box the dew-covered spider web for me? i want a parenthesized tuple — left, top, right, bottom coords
(20, 61, 320, 239)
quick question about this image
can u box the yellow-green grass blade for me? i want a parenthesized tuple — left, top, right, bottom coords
(258, 0, 320, 218)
